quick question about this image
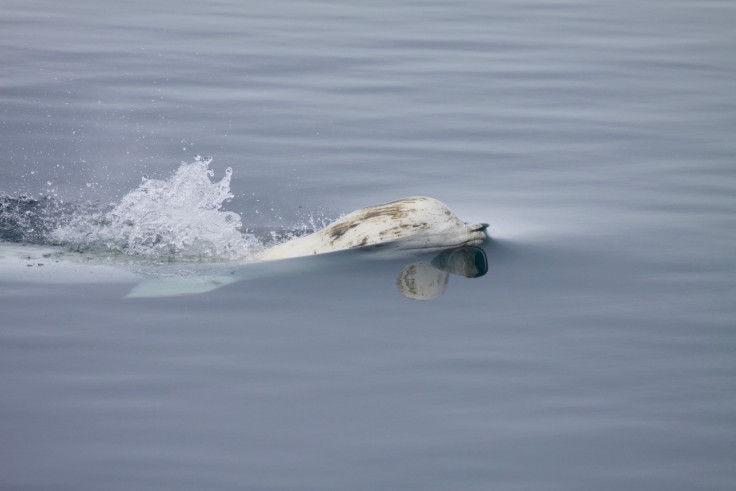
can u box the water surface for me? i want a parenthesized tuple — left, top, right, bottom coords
(1, 0, 735, 489)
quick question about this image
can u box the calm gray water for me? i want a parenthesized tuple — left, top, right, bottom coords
(1, 0, 735, 489)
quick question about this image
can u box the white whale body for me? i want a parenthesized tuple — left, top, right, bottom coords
(256, 196, 487, 261)
(0, 196, 488, 297)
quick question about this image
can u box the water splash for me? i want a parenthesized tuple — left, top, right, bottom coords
(50, 157, 260, 260)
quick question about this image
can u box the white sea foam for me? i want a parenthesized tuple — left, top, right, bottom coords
(51, 157, 260, 260)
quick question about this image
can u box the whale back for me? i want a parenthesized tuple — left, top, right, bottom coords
(256, 196, 475, 261)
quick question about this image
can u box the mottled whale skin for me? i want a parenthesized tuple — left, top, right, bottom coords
(256, 196, 487, 261)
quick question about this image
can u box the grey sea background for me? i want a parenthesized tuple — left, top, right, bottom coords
(1, 0, 735, 489)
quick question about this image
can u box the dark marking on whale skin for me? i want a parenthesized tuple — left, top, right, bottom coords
(327, 221, 360, 241)
(325, 197, 437, 246)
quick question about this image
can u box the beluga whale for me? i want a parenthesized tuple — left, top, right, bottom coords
(256, 196, 488, 261)
(0, 191, 489, 298)
(124, 196, 488, 297)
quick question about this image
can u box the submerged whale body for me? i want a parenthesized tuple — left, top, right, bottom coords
(256, 196, 487, 261)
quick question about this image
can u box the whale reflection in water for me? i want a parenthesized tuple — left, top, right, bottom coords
(397, 247, 488, 300)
